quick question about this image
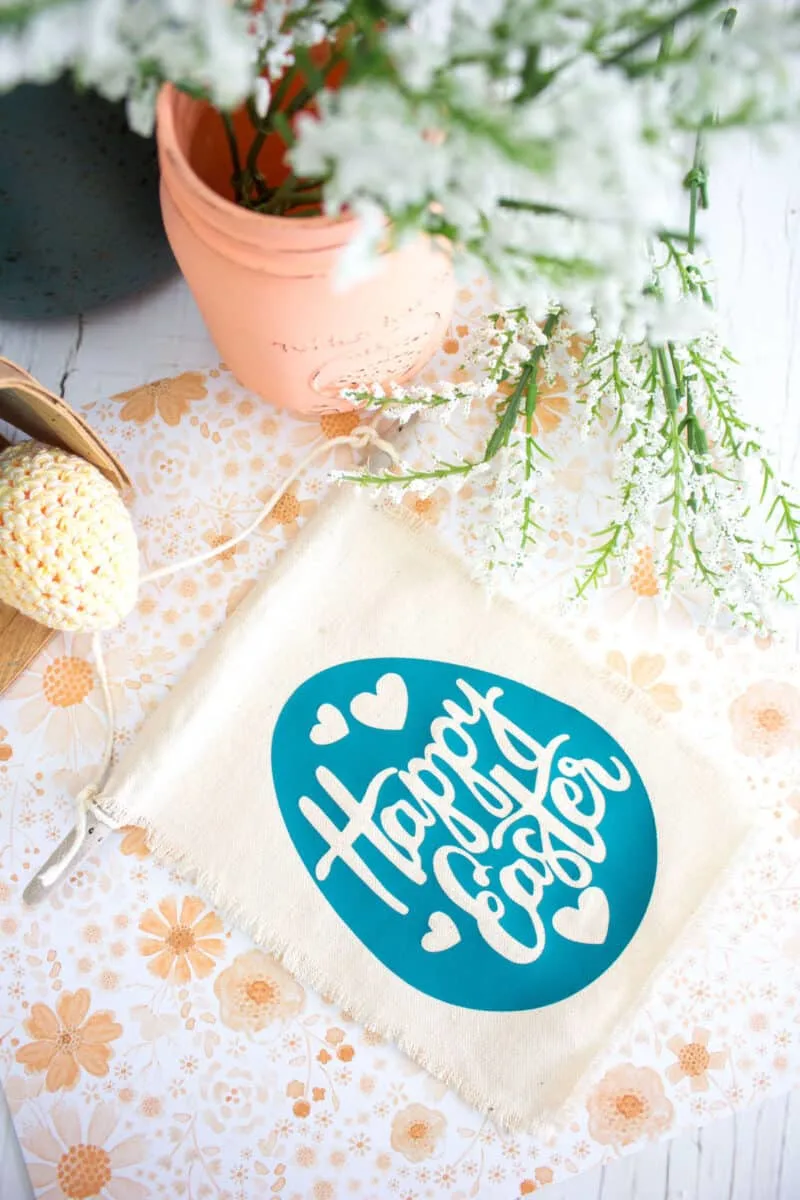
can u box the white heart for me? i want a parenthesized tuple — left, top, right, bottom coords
(421, 911, 461, 954)
(350, 672, 408, 732)
(309, 703, 349, 746)
(552, 887, 610, 946)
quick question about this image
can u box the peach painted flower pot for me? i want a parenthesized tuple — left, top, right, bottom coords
(156, 85, 455, 416)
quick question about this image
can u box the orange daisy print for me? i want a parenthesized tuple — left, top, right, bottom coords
(113, 371, 208, 426)
(118, 825, 150, 859)
(493, 370, 569, 438)
(255, 486, 316, 538)
(15, 988, 122, 1092)
(138, 895, 225, 983)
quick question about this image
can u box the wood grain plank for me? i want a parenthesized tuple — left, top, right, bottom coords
(695, 1114, 737, 1199)
(777, 1091, 800, 1200)
(0, 603, 53, 693)
(664, 1127, 702, 1199)
(0, 1086, 33, 1200)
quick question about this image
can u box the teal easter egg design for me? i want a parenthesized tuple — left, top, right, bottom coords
(271, 658, 657, 1011)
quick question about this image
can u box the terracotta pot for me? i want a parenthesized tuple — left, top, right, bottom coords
(156, 84, 455, 415)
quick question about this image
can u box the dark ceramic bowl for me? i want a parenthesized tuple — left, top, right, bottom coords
(0, 79, 175, 319)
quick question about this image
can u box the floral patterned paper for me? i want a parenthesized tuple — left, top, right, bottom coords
(1, 300, 799, 1199)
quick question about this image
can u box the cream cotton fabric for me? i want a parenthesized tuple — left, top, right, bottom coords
(99, 490, 750, 1130)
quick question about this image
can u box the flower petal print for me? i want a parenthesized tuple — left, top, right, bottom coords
(11, 652, 103, 758)
(586, 1064, 673, 1149)
(20, 1100, 147, 1200)
(8, 636, 129, 759)
(113, 372, 208, 426)
(401, 487, 451, 525)
(118, 826, 150, 859)
(255, 486, 317, 539)
(291, 408, 364, 467)
(602, 550, 693, 635)
(138, 896, 225, 983)
(202, 518, 249, 570)
(390, 1103, 447, 1163)
(729, 681, 800, 758)
(214, 949, 305, 1033)
(606, 650, 682, 712)
(787, 792, 800, 839)
(493, 370, 569, 437)
(665, 1028, 727, 1092)
(16, 989, 122, 1092)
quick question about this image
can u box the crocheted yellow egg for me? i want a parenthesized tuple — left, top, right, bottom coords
(0, 440, 139, 632)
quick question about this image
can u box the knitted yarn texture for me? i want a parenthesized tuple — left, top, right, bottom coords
(0, 440, 138, 632)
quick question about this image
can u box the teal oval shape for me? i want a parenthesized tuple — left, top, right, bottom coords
(272, 658, 657, 1011)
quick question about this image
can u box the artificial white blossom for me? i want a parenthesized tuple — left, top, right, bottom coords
(253, 74, 271, 119)
(3, 0, 799, 625)
(0, 0, 260, 133)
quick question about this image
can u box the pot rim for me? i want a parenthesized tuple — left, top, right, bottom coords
(157, 83, 360, 250)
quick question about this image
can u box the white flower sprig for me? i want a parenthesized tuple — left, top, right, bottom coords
(347, 151, 800, 632)
(4, 2, 800, 330)
(3, 2, 799, 627)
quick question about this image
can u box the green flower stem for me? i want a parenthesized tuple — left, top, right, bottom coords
(656, 346, 679, 413)
(484, 310, 560, 461)
(762, 460, 800, 557)
(243, 105, 271, 200)
(520, 357, 541, 548)
(484, 364, 532, 461)
(343, 462, 478, 486)
(283, 46, 348, 121)
(226, 48, 345, 214)
(574, 521, 627, 597)
(346, 391, 458, 410)
(664, 400, 688, 589)
(603, 0, 721, 67)
(257, 175, 324, 215)
(221, 112, 245, 205)
(267, 62, 302, 120)
(684, 132, 708, 255)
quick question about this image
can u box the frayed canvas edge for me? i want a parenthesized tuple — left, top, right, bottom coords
(96, 489, 758, 1133)
(553, 799, 757, 1131)
(98, 790, 552, 1134)
(98, 779, 755, 1137)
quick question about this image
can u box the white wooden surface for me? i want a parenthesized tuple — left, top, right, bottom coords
(0, 125, 798, 1199)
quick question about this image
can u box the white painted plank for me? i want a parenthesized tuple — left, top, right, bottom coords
(547, 1094, 800, 1200)
(0, 313, 78, 395)
(705, 127, 800, 481)
(729, 1106, 762, 1200)
(777, 1090, 800, 1200)
(664, 1126, 703, 1200)
(61, 273, 216, 408)
(695, 1114, 737, 1200)
(745, 1094, 793, 1200)
(550, 1162, 604, 1200)
(0, 272, 214, 406)
(0, 1085, 34, 1200)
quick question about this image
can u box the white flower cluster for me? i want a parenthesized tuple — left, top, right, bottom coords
(344, 306, 548, 421)
(565, 325, 799, 630)
(0, 0, 256, 132)
(0, 0, 344, 134)
(3, 1, 799, 333)
(352, 247, 800, 628)
(291, 0, 800, 332)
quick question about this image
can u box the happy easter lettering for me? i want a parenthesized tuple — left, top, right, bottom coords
(298, 680, 631, 966)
